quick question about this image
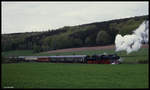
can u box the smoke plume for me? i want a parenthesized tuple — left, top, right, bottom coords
(115, 20, 149, 54)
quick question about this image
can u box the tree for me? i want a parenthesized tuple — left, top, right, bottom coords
(71, 38, 83, 47)
(50, 34, 83, 50)
(85, 37, 93, 46)
(96, 30, 111, 45)
(33, 44, 41, 53)
(41, 36, 52, 51)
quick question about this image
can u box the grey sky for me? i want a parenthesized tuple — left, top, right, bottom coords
(2, 1, 149, 34)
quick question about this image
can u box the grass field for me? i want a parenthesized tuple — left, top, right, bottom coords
(2, 63, 148, 88)
(2, 50, 34, 57)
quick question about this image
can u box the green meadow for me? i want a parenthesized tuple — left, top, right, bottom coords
(2, 63, 148, 88)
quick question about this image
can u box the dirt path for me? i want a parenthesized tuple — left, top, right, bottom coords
(46, 44, 149, 54)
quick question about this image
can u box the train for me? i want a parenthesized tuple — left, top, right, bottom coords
(8, 54, 122, 64)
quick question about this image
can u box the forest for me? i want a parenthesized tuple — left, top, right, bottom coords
(1, 15, 148, 53)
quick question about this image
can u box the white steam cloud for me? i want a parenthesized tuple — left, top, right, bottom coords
(115, 20, 149, 54)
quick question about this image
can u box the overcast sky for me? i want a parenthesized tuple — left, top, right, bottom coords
(2, 1, 149, 34)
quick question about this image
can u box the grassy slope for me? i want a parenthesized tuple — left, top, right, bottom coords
(2, 63, 148, 88)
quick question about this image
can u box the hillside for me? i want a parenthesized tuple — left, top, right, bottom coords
(2, 15, 148, 53)
(46, 44, 149, 54)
